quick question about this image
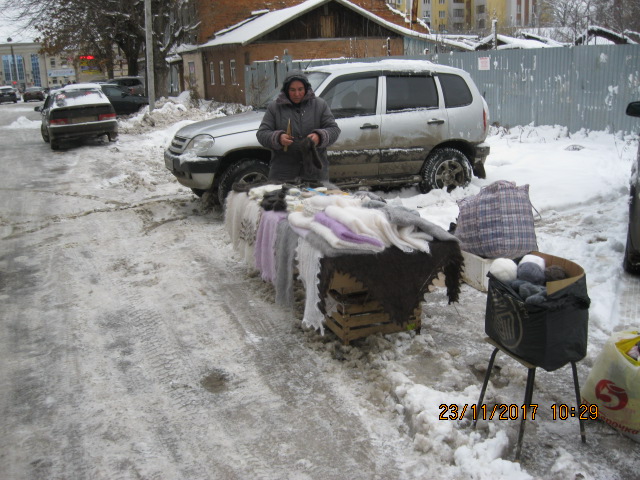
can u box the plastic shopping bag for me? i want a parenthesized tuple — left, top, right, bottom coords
(581, 331, 640, 442)
(455, 180, 538, 259)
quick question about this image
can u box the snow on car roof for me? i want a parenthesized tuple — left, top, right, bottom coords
(304, 59, 465, 76)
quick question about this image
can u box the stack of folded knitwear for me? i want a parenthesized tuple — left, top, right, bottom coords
(224, 184, 464, 334)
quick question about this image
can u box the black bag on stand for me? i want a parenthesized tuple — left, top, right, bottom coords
(485, 252, 590, 372)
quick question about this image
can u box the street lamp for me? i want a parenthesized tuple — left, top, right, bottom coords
(6, 37, 19, 88)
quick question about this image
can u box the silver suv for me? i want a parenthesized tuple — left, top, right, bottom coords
(165, 60, 490, 204)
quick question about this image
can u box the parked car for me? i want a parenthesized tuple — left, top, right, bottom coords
(35, 83, 118, 150)
(0, 85, 18, 104)
(100, 84, 148, 115)
(164, 60, 490, 204)
(106, 76, 145, 95)
(23, 86, 46, 102)
(623, 101, 640, 274)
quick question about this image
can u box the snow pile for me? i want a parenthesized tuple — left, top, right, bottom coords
(6, 116, 39, 129)
(118, 94, 253, 135)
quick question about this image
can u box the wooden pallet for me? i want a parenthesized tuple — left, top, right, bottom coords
(324, 272, 422, 345)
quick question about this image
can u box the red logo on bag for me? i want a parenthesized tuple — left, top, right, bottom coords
(595, 379, 628, 410)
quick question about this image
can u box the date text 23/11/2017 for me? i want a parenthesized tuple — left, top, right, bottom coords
(439, 403, 599, 421)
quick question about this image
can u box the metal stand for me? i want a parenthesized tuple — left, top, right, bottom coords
(473, 337, 586, 461)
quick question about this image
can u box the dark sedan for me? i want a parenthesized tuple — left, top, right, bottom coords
(624, 101, 640, 274)
(0, 86, 18, 104)
(35, 83, 118, 150)
(23, 86, 46, 102)
(100, 84, 148, 115)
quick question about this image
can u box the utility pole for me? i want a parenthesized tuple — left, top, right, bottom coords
(145, 0, 156, 112)
(492, 19, 498, 50)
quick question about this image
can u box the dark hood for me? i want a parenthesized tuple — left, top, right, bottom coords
(281, 70, 312, 94)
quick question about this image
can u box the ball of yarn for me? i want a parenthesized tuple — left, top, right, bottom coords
(520, 254, 546, 270)
(519, 283, 546, 300)
(545, 265, 568, 282)
(525, 293, 547, 305)
(489, 258, 518, 284)
(517, 261, 546, 285)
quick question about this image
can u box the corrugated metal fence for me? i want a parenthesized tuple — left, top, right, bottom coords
(245, 44, 640, 134)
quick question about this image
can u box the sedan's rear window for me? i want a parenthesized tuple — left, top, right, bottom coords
(386, 76, 438, 112)
(53, 89, 109, 108)
(438, 73, 473, 108)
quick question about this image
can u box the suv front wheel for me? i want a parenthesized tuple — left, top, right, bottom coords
(420, 148, 472, 193)
(217, 159, 270, 205)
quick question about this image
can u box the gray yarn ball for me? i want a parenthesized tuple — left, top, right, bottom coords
(545, 265, 568, 282)
(517, 261, 546, 285)
(510, 279, 528, 291)
(525, 293, 547, 305)
(519, 283, 546, 299)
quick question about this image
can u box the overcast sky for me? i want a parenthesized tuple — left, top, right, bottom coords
(0, 8, 36, 43)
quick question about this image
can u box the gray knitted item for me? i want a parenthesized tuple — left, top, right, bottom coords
(275, 221, 299, 308)
(304, 231, 378, 258)
(366, 202, 459, 243)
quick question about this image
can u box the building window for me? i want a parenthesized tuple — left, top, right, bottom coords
(219, 61, 225, 85)
(438, 0, 445, 4)
(31, 53, 41, 86)
(454, 9, 463, 17)
(477, 5, 485, 13)
(209, 62, 215, 85)
(188, 61, 196, 88)
(438, 10, 445, 17)
(230, 59, 237, 85)
(478, 19, 485, 28)
(50, 58, 56, 68)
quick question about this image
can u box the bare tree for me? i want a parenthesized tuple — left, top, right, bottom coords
(1, 0, 199, 96)
(537, 0, 596, 41)
(592, 0, 640, 39)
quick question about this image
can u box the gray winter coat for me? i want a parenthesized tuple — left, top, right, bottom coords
(256, 89, 340, 182)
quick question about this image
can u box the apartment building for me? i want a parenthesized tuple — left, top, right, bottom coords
(388, 0, 537, 33)
(0, 42, 77, 90)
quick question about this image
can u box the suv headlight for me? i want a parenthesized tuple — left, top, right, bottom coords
(185, 134, 215, 155)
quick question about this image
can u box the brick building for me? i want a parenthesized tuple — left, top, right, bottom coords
(180, 0, 432, 103)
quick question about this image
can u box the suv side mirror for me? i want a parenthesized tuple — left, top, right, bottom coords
(626, 101, 640, 118)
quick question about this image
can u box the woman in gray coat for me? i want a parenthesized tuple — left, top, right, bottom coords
(257, 70, 340, 183)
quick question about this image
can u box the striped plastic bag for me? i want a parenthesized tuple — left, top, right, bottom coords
(455, 180, 538, 259)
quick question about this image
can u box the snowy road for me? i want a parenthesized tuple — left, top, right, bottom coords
(1, 100, 638, 480)
(0, 104, 411, 479)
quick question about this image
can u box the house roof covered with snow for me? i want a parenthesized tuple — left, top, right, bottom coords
(475, 33, 560, 50)
(199, 0, 430, 49)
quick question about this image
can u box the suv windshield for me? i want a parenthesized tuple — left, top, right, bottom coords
(256, 71, 329, 109)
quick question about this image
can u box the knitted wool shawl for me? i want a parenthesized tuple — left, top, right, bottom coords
(289, 211, 384, 254)
(296, 237, 325, 333)
(274, 221, 300, 308)
(317, 241, 464, 326)
(314, 212, 385, 248)
(254, 210, 288, 284)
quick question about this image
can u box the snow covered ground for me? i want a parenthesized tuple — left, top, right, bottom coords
(1, 94, 639, 479)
